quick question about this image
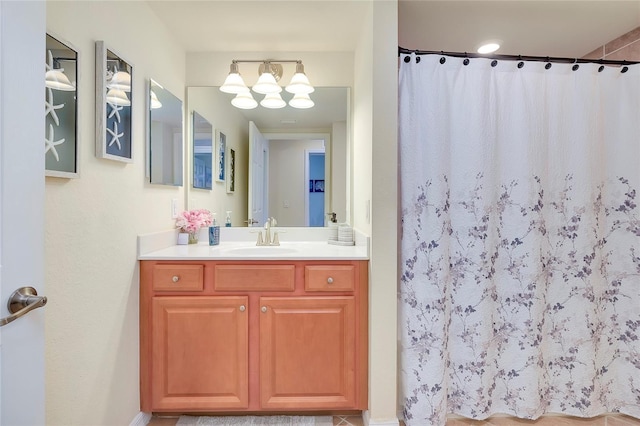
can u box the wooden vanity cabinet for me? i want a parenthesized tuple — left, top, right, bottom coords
(139, 260, 368, 413)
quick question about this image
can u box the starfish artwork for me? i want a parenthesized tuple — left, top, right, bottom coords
(45, 123, 65, 161)
(107, 121, 124, 150)
(108, 102, 123, 122)
(45, 87, 64, 126)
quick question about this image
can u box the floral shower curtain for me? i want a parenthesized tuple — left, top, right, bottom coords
(398, 53, 640, 426)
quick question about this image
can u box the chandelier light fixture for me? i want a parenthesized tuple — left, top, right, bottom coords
(220, 59, 314, 109)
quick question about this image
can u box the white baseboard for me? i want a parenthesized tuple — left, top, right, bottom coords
(130, 411, 152, 426)
(362, 410, 400, 426)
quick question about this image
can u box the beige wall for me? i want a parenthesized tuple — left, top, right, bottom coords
(584, 26, 640, 61)
(45, 2, 186, 424)
(353, 1, 399, 424)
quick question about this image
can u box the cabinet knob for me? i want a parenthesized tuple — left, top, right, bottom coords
(327, 277, 334, 284)
(172, 276, 179, 283)
(261, 306, 267, 313)
(239, 305, 246, 312)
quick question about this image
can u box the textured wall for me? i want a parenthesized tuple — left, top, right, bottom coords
(584, 26, 640, 61)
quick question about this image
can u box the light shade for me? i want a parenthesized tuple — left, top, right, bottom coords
(288, 93, 314, 109)
(150, 90, 162, 109)
(108, 70, 131, 91)
(45, 70, 75, 91)
(106, 88, 131, 106)
(285, 62, 314, 94)
(231, 91, 258, 109)
(220, 63, 248, 94)
(260, 92, 286, 109)
(252, 66, 282, 94)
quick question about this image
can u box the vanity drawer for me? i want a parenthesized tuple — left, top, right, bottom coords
(305, 265, 355, 292)
(153, 264, 204, 292)
(214, 265, 295, 292)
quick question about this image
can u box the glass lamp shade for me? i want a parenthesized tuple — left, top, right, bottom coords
(288, 93, 314, 109)
(107, 71, 131, 91)
(231, 91, 258, 109)
(285, 72, 314, 94)
(252, 71, 282, 94)
(150, 90, 162, 109)
(106, 88, 131, 106)
(220, 72, 248, 94)
(45, 70, 75, 91)
(260, 92, 286, 109)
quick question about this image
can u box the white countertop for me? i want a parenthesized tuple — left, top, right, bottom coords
(137, 227, 369, 261)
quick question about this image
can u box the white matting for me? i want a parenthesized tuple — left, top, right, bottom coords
(176, 416, 333, 426)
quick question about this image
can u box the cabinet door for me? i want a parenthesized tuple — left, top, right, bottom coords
(259, 296, 356, 409)
(152, 296, 248, 410)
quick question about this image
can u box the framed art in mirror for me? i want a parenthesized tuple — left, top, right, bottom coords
(45, 33, 79, 178)
(95, 41, 133, 163)
(192, 111, 213, 190)
(216, 130, 226, 182)
(227, 147, 235, 194)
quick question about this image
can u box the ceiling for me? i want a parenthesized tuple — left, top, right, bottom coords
(148, 1, 640, 128)
(148, 1, 640, 57)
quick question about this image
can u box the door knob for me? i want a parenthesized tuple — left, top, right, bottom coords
(0, 287, 47, 327)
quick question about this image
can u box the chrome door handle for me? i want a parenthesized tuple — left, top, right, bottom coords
(0, 287, 47, 327)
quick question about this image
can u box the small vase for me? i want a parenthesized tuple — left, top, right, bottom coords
(188, 231, 199, 244)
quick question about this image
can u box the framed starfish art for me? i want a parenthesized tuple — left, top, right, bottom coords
(45, 34, 78, 178)
(95, 41, 133, 163)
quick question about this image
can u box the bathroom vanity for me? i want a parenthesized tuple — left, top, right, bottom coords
(138, 233, 369, 414)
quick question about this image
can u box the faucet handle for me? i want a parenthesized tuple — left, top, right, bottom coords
(252, 230, 264, 246)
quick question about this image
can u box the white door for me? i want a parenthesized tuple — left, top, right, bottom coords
(248, 121, 267, 226)
(0, 2, 47, 424)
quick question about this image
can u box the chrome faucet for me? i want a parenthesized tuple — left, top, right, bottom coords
(256, 217, 279, 246)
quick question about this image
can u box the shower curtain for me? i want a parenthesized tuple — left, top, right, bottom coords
(399, 54, 640, 425)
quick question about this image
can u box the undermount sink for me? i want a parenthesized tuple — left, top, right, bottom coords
(221, 246, 299, 256)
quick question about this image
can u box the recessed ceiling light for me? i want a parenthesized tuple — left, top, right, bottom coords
(477, 42, 501, 54)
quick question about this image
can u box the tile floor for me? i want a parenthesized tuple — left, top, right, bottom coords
(148, 414, 640, 426)
(147, 415, 365, 426)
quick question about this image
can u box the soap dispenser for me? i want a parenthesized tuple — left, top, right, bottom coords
(225, 211, 232, 227)
(209, 213, 220, 246)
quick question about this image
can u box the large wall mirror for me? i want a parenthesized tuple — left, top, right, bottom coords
(148, 79, 184, 186)
(187, 86, 349, 227)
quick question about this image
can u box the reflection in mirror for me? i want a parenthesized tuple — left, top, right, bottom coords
(95, 41, 133, 162)
(187, 86, 348, 227)
(45, 34, 78, 178)
(193, 111, 213, 189)
(148, 79, 183, 186)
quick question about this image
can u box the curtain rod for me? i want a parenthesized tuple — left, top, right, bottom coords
(398, 47, 640, 66)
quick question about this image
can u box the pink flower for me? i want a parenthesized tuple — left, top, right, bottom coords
(175, 209, 213, 233)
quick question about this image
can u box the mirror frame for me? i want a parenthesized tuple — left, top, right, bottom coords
(45, 33, 79, 178)
(95, 40, 133, 163)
